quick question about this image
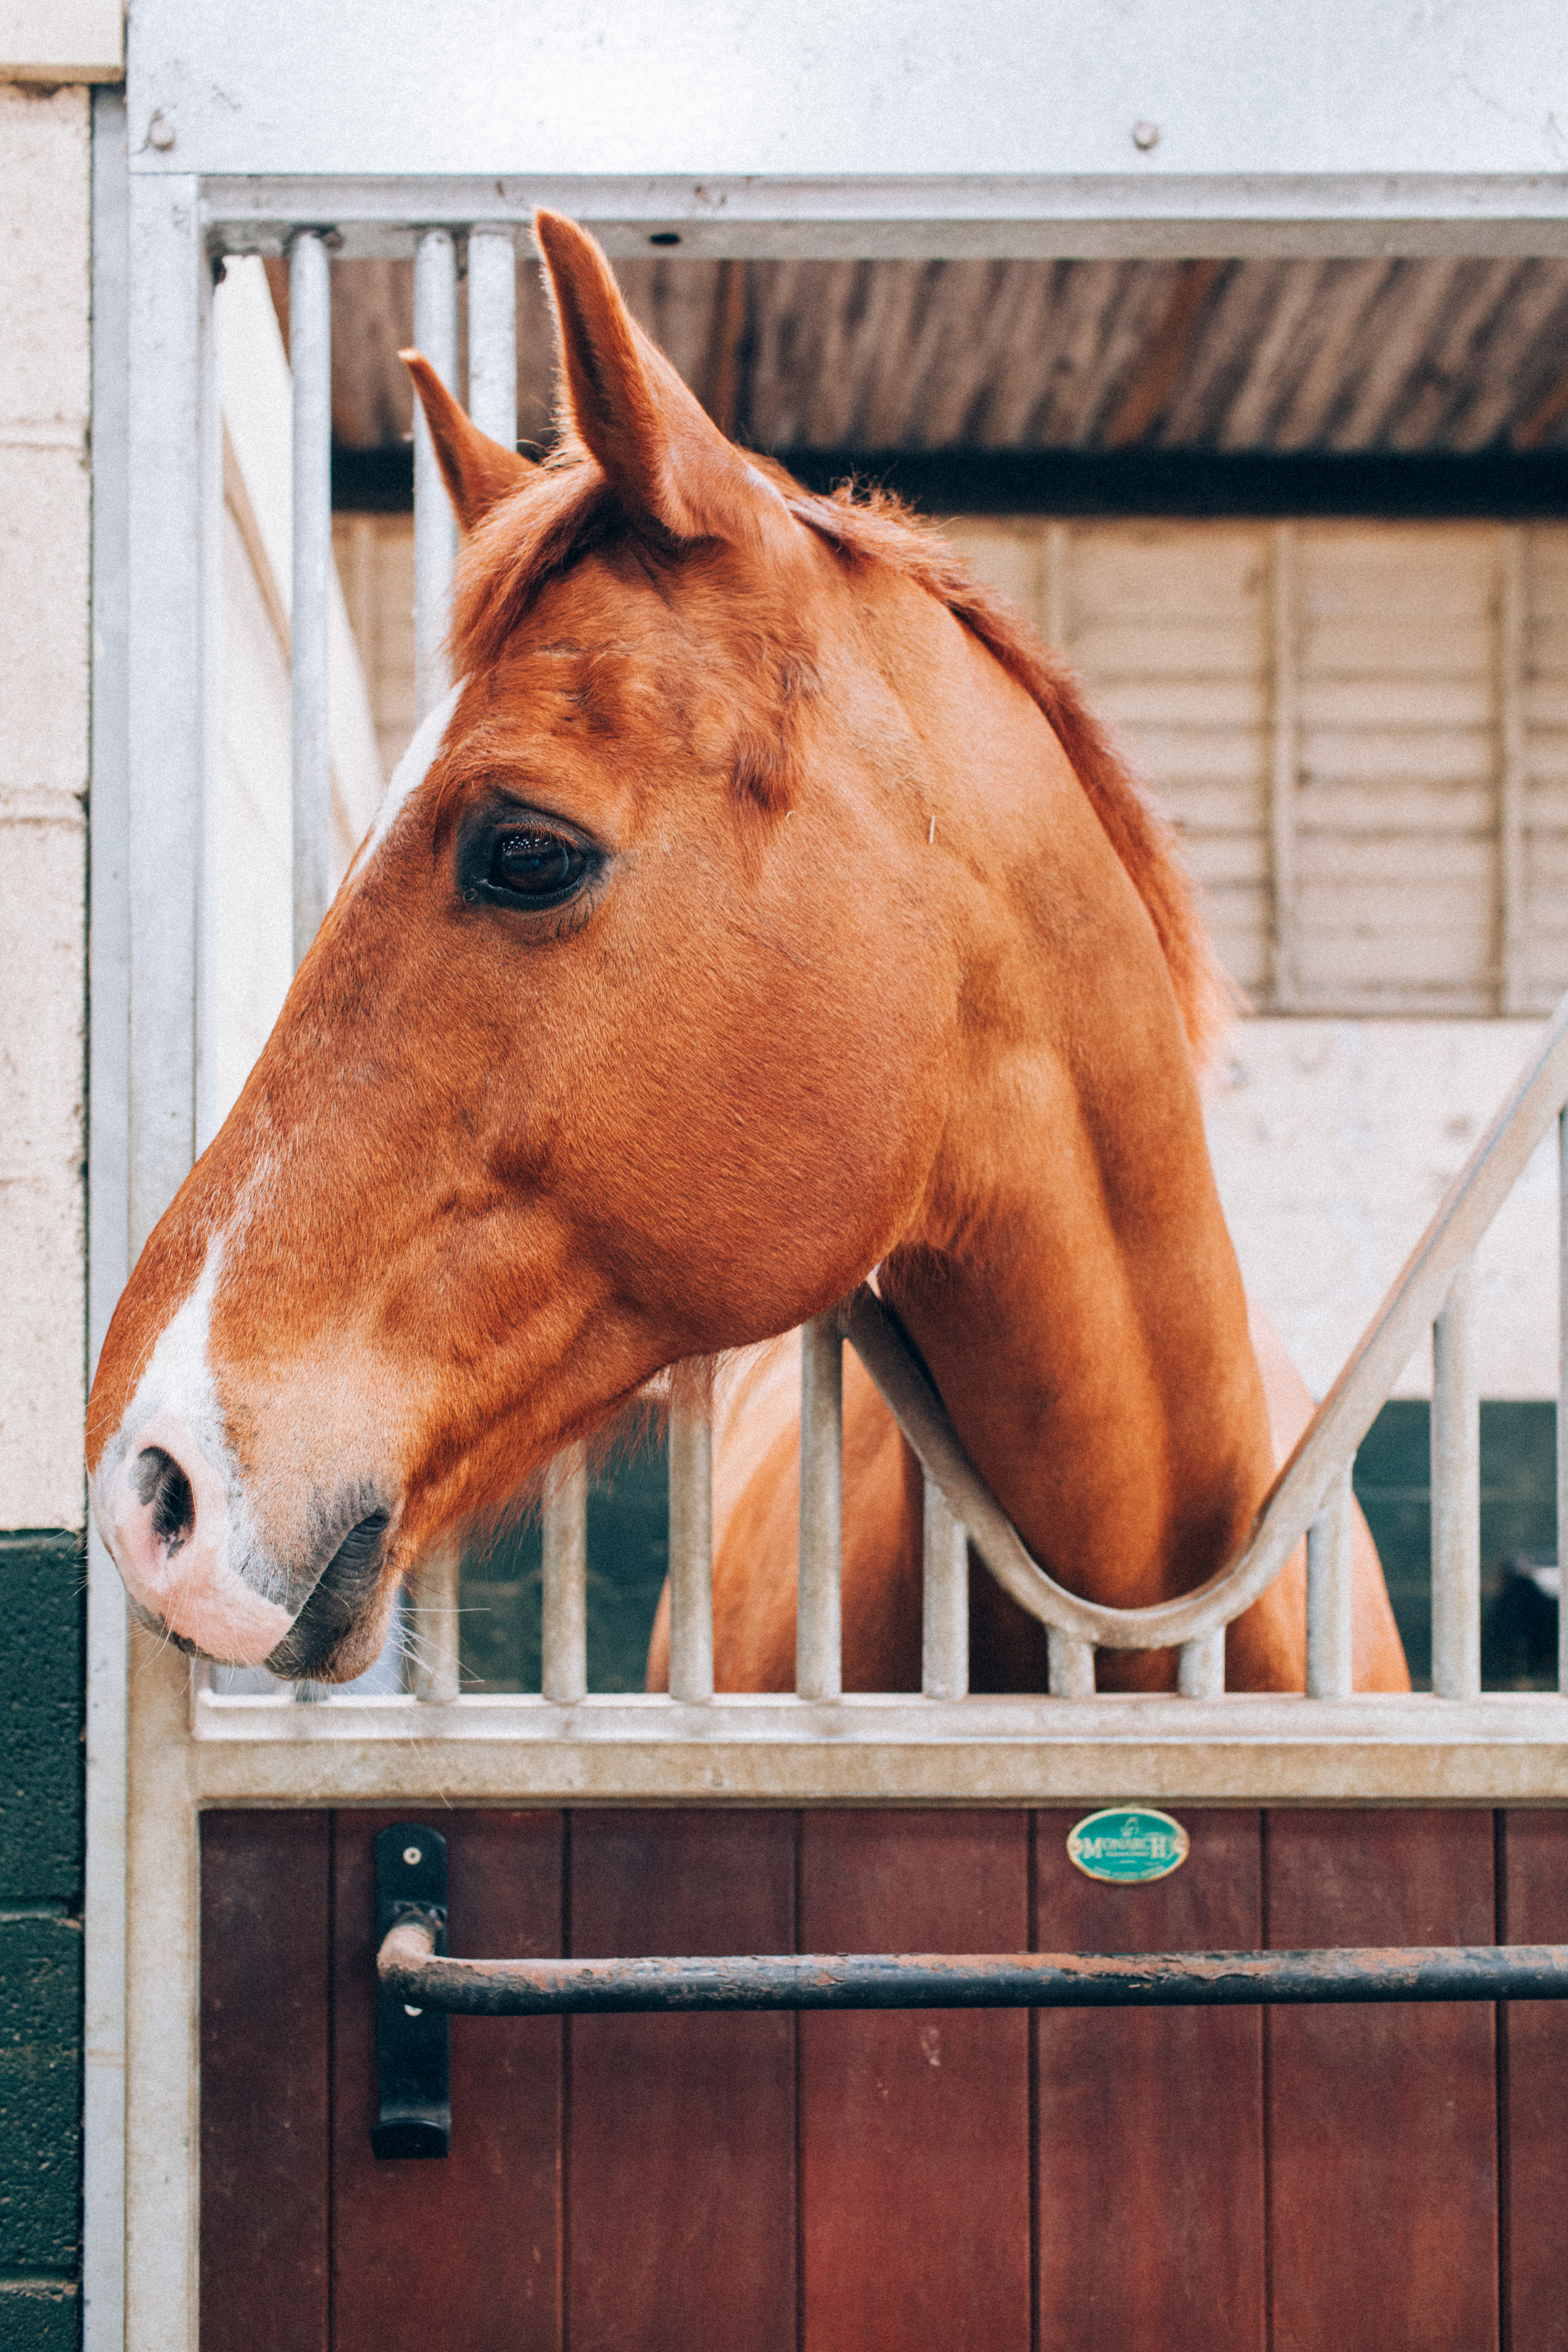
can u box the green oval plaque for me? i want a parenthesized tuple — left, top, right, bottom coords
(1067, 1807, 1189, 1884)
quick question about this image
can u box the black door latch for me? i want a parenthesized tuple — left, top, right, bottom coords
(371, 1822, 450, 2159)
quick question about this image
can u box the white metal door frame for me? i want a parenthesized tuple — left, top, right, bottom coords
(90, 6, 1568, 2347)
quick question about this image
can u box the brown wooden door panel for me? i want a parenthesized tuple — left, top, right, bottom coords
(1265, 1810, 1499, 2352)
(1032, 1806, 1266, 2352)
(797, 1810, 1032, 2352)
(199, 1804, 1566, 2352)
(329, 1808, 564, 2352)
(201, 1811, 332, 2352)
(566, 1811, 796, 2352)
(1501, 1811, 1568, 2352)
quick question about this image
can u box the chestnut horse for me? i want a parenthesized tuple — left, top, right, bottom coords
(87, 213, 1407, 1694)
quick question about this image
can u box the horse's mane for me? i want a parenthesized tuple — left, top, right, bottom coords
(451, 459, 1230, 1067)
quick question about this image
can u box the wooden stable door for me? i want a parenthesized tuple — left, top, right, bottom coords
(201, 1807, 1568, 2352)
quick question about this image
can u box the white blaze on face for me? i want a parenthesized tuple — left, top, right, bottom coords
(90, 1227, 294, 1666)
(345, 676, 467, 885)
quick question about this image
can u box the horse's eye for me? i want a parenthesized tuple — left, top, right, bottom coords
(489, 829, 587, 901)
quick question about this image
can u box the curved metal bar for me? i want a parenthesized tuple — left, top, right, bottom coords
(379, 1915, 1568, 2016)
(845, 982, 1568, 1656)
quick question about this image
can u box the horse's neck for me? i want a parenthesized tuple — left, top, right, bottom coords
(882, 820, 1274, 1612)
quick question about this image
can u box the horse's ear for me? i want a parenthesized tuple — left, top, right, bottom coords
(533, 209, 782, 546)
(400, 351, 534, 531)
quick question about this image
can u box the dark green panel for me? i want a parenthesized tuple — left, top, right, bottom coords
(1354, 1401, 1558, 1690)
(461, 1434, 670, 1694)
(0, 1910, 82, 2274)
(0, 1535, 85, 1903)
(0, 2282, 79, 2350)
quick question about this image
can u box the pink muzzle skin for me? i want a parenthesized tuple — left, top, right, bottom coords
(103, 1411, 295, 1666)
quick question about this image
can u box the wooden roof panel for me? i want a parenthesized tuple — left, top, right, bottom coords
(301, 255, 1568, 458)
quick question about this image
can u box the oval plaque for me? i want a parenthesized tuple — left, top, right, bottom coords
(1067, 1807, 1189, 1884)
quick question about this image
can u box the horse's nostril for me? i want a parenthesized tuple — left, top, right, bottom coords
(132, 1445, 196, 1550)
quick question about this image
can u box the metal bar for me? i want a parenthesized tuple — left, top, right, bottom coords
(922, 1469, 968, 1698)
(407, 1539, 461, 1704)
(1306, 1461, 1356, 1700)
(797, 1314, 843, 1700)
(1178, 1630, 1225, 1697)
(288, 228, 331, 968)
(380, 1915, 1568, 2016)
(1432, 1256, 1481, 1701)
(1047, 1628, 1095, 1697)
(541, 1444, 588, 1703)
(465, 225, 517, 450)
(413, 226, 459, 720)
(125, 176, 211, 2352)
(668, 1398, 714, 1702)
(200, 173, 1568, 262)
(1497, 525, 1527, 1015)
(846, 977, 1568, 1659)
(1561, 1106, 1568, 1696)
(1269, 521, 1300, 1012)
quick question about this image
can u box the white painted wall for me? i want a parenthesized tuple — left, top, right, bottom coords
(1207, 1018, 1555, 1400)
(0, 84, 90, 1530)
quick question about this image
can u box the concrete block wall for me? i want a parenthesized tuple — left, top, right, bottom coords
(0, 80, 91, 2349)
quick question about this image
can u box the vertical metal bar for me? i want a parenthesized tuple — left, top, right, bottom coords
(1306, 1461, 1356, 1700)
(1496, 526, 1527, 1016)
(85, 87, 129, 2352)
(1431, 1256, 1481, 1700)
(288, 229, 331, 969)
(125, 170, 209, 2352)
(542, 1444, 588, 1702)
(921, 1470, 969, 1699)
(1178, 1629, 1226, 1698)
(408, 1539, 461, 1704)
(465, 226, 518, 451)
(1559, 1107, 1568, 1695)
(1047, 1627, 1096, 1698)
(413, 227, 459, 721)
(668, 1397, 714, 1701)
(797, 1315, 843, 1701)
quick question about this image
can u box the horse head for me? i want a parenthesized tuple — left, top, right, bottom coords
(93, 214, 1118, 1677)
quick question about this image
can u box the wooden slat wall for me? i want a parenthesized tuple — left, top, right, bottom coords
(202, 1808, 1568, 2352)
(1524, 529, 1568, 1019)
(949, 516, 1568, 1016)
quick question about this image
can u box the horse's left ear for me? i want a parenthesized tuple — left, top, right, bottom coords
(400, 351, 534, 531)
(534, 209, 786, 547)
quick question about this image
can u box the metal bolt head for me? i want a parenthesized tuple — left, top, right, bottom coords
(1132, 120, 1161, 152)
(147, 111, 175, 152)
(402, 1845, 422, 1866)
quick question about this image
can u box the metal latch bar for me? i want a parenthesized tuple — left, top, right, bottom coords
(370, 1823, 1568, 2159)
(379, 1915, 1568, 2018)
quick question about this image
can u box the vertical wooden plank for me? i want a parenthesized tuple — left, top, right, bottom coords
(330, 1810, 563, 2352)
(1501, 1810, 1568, 2352)
(1266, 1810, 1498, 2352)
(201, 1812, 331, 2352)
(1269, 519, 1299, 1011)
(1033, 1807, 1265, 2352)
(567, 1811, 795, 2352)
(799, 1810, 1030, 2352)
